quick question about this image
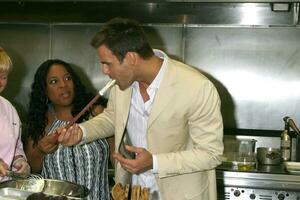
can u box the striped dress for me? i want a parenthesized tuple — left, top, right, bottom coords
(41, 119, 110, 200)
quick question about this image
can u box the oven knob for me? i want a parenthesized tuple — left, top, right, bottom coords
(278, 193, 285, 200)
(250, 193, 256, 199)
(234, 190, 241, 197)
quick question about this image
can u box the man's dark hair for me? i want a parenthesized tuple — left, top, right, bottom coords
(91, 18, 154, 63)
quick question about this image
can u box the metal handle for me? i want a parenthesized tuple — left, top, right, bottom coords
(288, 118, 300, 135)
(266, 152, 280, 160)
(283, 116, 300, 135)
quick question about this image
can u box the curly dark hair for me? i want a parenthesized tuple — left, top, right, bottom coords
(26, 59, 93, 145)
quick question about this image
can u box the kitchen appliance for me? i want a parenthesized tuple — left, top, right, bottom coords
(217, 168, 300, 200)
(219, 134, 300, 200)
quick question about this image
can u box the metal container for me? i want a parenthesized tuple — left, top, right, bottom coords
(257, 147, 281, 165)
(224, 139, 257, 156)
(223, 139, 257, 171)
(0, 179, 89, 200)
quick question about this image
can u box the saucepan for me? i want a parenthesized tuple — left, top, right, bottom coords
(257, 147, 281, 165)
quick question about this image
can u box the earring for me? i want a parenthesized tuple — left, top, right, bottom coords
(45, 97, 49, 104)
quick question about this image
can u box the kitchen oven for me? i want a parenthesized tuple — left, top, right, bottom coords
(217, 166, 300, 200)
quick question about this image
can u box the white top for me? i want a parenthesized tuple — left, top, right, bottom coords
(127, 49, 168, 200)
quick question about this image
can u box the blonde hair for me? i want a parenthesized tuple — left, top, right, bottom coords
(0, 47, 13, 73)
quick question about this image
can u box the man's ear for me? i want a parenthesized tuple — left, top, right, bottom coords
(124, 51, 138, 66)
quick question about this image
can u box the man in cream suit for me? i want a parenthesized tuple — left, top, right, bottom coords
(58, 18, 223, 200)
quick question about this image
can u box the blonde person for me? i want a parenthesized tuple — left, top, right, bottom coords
(0, 47, 30, 182)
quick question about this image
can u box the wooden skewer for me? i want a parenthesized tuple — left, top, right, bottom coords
(53, 80, 116, 139)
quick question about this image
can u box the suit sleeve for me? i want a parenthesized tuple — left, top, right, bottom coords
(80, 86, 116, 143)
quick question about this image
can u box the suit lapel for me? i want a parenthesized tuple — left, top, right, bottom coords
(148, 59, 177, 128)
(116, 87, 132, 150)
(121, 88, 132, 127)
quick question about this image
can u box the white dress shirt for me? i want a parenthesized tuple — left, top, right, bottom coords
(127, 49, 168, 200)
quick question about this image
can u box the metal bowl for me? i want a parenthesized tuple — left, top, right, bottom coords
(0, 179, 89, 199)
(257, 147, 281, 165)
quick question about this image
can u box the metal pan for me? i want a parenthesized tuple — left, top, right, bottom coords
(257, 147, 281, 165)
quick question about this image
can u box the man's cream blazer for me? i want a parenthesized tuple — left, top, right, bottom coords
(81, 56, 224, 200)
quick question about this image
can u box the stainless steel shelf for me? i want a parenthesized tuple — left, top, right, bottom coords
(0, 1, 298, 25)
(1, 0, 299, 2)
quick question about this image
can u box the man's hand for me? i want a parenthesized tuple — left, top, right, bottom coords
(113, 145, 153, 174)
(57, 124, 83, 146)
(0, 159, 9, 176)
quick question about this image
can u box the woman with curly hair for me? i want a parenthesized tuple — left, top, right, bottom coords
(24, 59, 110, 200)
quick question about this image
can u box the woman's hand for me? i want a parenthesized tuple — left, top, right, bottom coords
(12, 156, 30, 174)
(37, 134, 59, 154)
(57, 124, 83, 146)
(0, 158, 9, 176)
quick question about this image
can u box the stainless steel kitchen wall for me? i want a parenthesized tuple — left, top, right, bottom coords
(0, 24, 50, 120)
(0, 2, 300, 131)
(184, 26, 300, 130)
(0, 23, 184, 121)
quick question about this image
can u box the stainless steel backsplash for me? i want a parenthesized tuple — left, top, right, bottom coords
(0, 2, 300, 131)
